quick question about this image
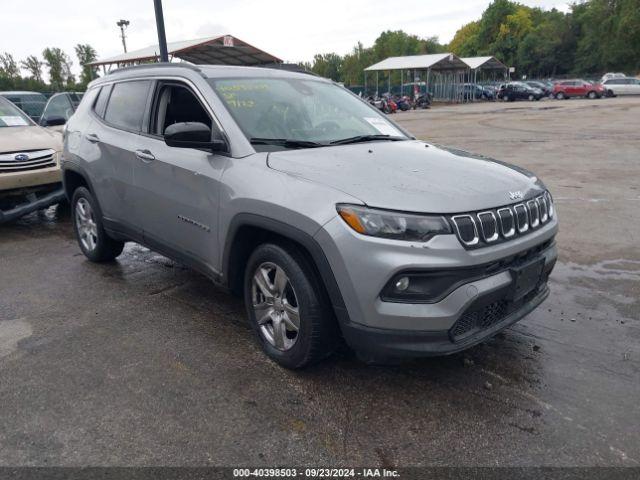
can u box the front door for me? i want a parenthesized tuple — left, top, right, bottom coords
(134, 81, 229, 275)
(90, 80, 153, 235)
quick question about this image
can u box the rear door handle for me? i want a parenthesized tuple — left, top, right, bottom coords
(86, 133, 100, 143)
(135, 149, 156, 162)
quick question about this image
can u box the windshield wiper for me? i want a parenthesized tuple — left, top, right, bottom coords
(250, 137, 323, 149)
(329, 134, 406, 145)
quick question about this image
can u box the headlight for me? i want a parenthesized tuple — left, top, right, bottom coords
(337, 204, 451, 242)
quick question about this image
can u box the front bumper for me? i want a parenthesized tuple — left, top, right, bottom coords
(0, 183, 65, 223)
(341, 284, 549, 357)
(315, 215, 558, 357)
(0, 164, 61, 191)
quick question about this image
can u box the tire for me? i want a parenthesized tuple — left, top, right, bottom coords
(528, 94, 535, 101)
(607, 89, 616, 98)
(503, 95, 509, 102)
(244, 243, 337, 369)
(71, 187, 124, 262)
(587, 91, 597, 99)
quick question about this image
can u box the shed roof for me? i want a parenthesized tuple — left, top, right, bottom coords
(90, 35, 282, 67)
(460, 56, 507, 70)
(364, 53, 468, 72)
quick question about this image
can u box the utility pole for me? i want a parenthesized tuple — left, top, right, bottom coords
(116, 19, 130, 53)
(153, 0, 169, 62)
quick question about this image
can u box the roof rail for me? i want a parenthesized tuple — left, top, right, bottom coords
(106, 62, 203, 76)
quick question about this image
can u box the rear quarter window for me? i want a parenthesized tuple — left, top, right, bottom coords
(74, 88, 100, 116)
(104, 80, 151, 131)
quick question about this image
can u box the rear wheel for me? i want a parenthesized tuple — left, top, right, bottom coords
(244, 243, 337, 369)
(503, 94, 509, 102)
(528, 94, 535, 101)
(556, 92, 565, 100)
(587, 91, 598, 99)
(71, 187, 124, 262)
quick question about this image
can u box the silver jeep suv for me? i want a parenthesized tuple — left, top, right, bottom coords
(62, 64, 558, 368)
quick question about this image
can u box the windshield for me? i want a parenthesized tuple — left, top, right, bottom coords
(209, 77, 407, 149)
(0, 97, 33, 127)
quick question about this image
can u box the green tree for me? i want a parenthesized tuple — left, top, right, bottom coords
(341, 42, 374, 86)
(449, 21, 481, 56)
(310, 53, 343, 81)
(517, 9, 575, 77)
(75, 44, 98, 86)
(43, 47, 74, 90)
(475, 0, 518, 53)
(492, 6, 534, 67)
(0, 52, 20, 79)
(20, 55, 44, 82)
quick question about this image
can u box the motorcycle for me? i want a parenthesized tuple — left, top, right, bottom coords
(367, 95, 388, 113)
(367, 95, 396, 114)
(414, 92, 432, 109)
(394, 95, 413, 111)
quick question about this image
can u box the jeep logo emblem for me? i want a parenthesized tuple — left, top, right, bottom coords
(509, 191, 523, 200)
(14, 153, 29, 162)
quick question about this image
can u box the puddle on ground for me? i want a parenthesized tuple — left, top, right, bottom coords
(0, 318, 32, 359)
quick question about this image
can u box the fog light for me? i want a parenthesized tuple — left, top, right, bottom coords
(395, 276, 410, 292)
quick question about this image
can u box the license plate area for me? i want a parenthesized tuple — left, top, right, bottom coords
(509, 258, 544, 301)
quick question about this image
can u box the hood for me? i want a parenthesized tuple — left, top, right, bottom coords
(0, 126, 62, 153)
(267, 140, 545, 213)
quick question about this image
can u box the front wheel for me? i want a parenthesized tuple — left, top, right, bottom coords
(528, 94, 535, 101)
(244, 243, 337, 369)
(556, 92, 565, 100)
(587, 91, 598, 99)
(72, 187, 124, 262)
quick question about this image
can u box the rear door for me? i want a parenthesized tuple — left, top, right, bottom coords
(133, 79, 228, 273)
(88, 80, 153, 235)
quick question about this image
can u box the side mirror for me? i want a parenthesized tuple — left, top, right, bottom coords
(41, 115, 66, 127)
(164, 122, 227, 152)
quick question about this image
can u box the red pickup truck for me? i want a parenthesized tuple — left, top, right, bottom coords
(553, 80, 605, 99)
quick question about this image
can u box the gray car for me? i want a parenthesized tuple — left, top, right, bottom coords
(62, 64, 558, 368)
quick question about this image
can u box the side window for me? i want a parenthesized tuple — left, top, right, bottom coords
(104, 80, 151, 131)
(73, 88, 99, 117)
(150, 83, 212, 136)
(93, 85, 111, 118)
(43, 94, 73, 120)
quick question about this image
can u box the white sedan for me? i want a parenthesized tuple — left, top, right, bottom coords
(602, 77, 640, 96)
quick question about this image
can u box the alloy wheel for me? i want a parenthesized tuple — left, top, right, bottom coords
(251, 262, 300, 351)
(75, 197, 98, 251)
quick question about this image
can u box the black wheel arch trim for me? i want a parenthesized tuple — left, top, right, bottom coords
(223, 213, 350, 326)
(62, 162, 97, 200)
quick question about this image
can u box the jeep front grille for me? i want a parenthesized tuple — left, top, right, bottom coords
(0, 149, 57, 173)
(450, 192, 554, 248)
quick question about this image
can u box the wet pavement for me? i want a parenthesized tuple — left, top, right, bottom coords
(1, 97, 639, 467)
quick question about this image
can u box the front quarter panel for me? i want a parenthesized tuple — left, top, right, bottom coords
(217, 152, 362, 273)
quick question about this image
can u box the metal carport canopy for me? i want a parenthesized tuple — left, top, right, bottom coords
(460, 56, 507, 70)
(364, 53, 468, 72)
(89, 35, 282, 68)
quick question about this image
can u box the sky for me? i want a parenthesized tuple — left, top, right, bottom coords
(2, 0, 570, 77)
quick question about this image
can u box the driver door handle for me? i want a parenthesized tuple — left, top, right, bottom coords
(135, 149, 156, 162)
(86, 133, 100, 143)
